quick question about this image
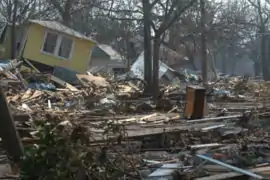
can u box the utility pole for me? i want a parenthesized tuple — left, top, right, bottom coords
(200, 0, 207, 86)
(11, 0, 18, 59)
(142, 0, 153, 95)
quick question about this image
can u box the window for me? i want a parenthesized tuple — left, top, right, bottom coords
(41, 31, 74, 60)
(58, 36, 73, 59)
(42, 32, 58, 54)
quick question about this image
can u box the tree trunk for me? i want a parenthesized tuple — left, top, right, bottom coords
(152, 36, 161, 99)
(200, 0, 207, 85)
(11, 0, 18, 59)
(260, 29, 270, 80)
(229, 44, 236, 75)
(142, 0, 153, 95)
(209, 49, 217, 81)
(254, 61, 261, 77)
(222, 52, 227, 74)
(49, 0, 72, 27)
(188, 54, 197, 70)
(62, 11, 72, 26)
(126, 41, 137, 71)
(257, 0, 270, 80)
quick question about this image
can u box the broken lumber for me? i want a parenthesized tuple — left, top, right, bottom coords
(186, 114, 242, 123)
(23, 59, 40, 73)
(51, 75, 78, 92)
(76, 74, 110, 87)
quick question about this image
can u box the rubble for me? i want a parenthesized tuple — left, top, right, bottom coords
(1, 59, 270, 179)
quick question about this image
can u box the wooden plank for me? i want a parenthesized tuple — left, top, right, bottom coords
(186, 114, 241, 123)
(0, 87, 23, 162)
(23, 58, 40, 73)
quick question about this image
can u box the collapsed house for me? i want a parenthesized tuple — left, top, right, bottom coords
(90, 44, 126, 73)
(0, 20, 126, 77)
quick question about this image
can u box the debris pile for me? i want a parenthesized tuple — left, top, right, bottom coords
(1, 60, 270, 179)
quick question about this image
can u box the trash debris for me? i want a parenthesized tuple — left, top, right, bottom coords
(2, 59, 270, 179)
(27, 82, 56, 91)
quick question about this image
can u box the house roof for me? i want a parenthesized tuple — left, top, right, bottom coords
(29, 20, 97, 43)
(130, 35, 188, 66)
(98, 44, 122, 60)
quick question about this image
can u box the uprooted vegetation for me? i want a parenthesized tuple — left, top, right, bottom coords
(20, 118, 139, 180)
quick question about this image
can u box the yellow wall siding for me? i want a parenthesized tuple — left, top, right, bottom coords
(23, 23, 95, 73)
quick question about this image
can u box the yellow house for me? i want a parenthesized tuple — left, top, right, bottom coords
(0, 20, 97, 73)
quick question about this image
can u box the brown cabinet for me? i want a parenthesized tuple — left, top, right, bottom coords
(184, 85, 206, 119)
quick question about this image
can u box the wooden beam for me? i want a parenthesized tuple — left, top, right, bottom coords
(0, 87, 23, 162)
(23, 59, 40, 73)
(186, 115, 242, 123)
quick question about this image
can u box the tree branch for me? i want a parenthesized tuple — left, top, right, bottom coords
(156, 0, 197, 36)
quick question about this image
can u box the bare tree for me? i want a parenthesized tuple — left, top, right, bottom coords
(0, 0, 50, 24)
(141, 0, 197, 97)
(0, 0, 40, 58)
(11, 0, 18, 59)
(142, 0, 152, 94)
(200, 0, 207, 85)
(247, 0, 270, 79)
(48, 0, 103, 26)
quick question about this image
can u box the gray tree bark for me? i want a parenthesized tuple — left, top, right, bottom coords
(200, 0, 207, 85)
(11, 0, 18, 59)
(142, 0, 153, 95)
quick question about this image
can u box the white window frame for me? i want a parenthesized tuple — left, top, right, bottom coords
(40, 30, 74, 60)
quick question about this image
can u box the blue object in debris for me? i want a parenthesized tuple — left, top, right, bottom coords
(0, 60, 12, 70)
(28, 83, 56, 91)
